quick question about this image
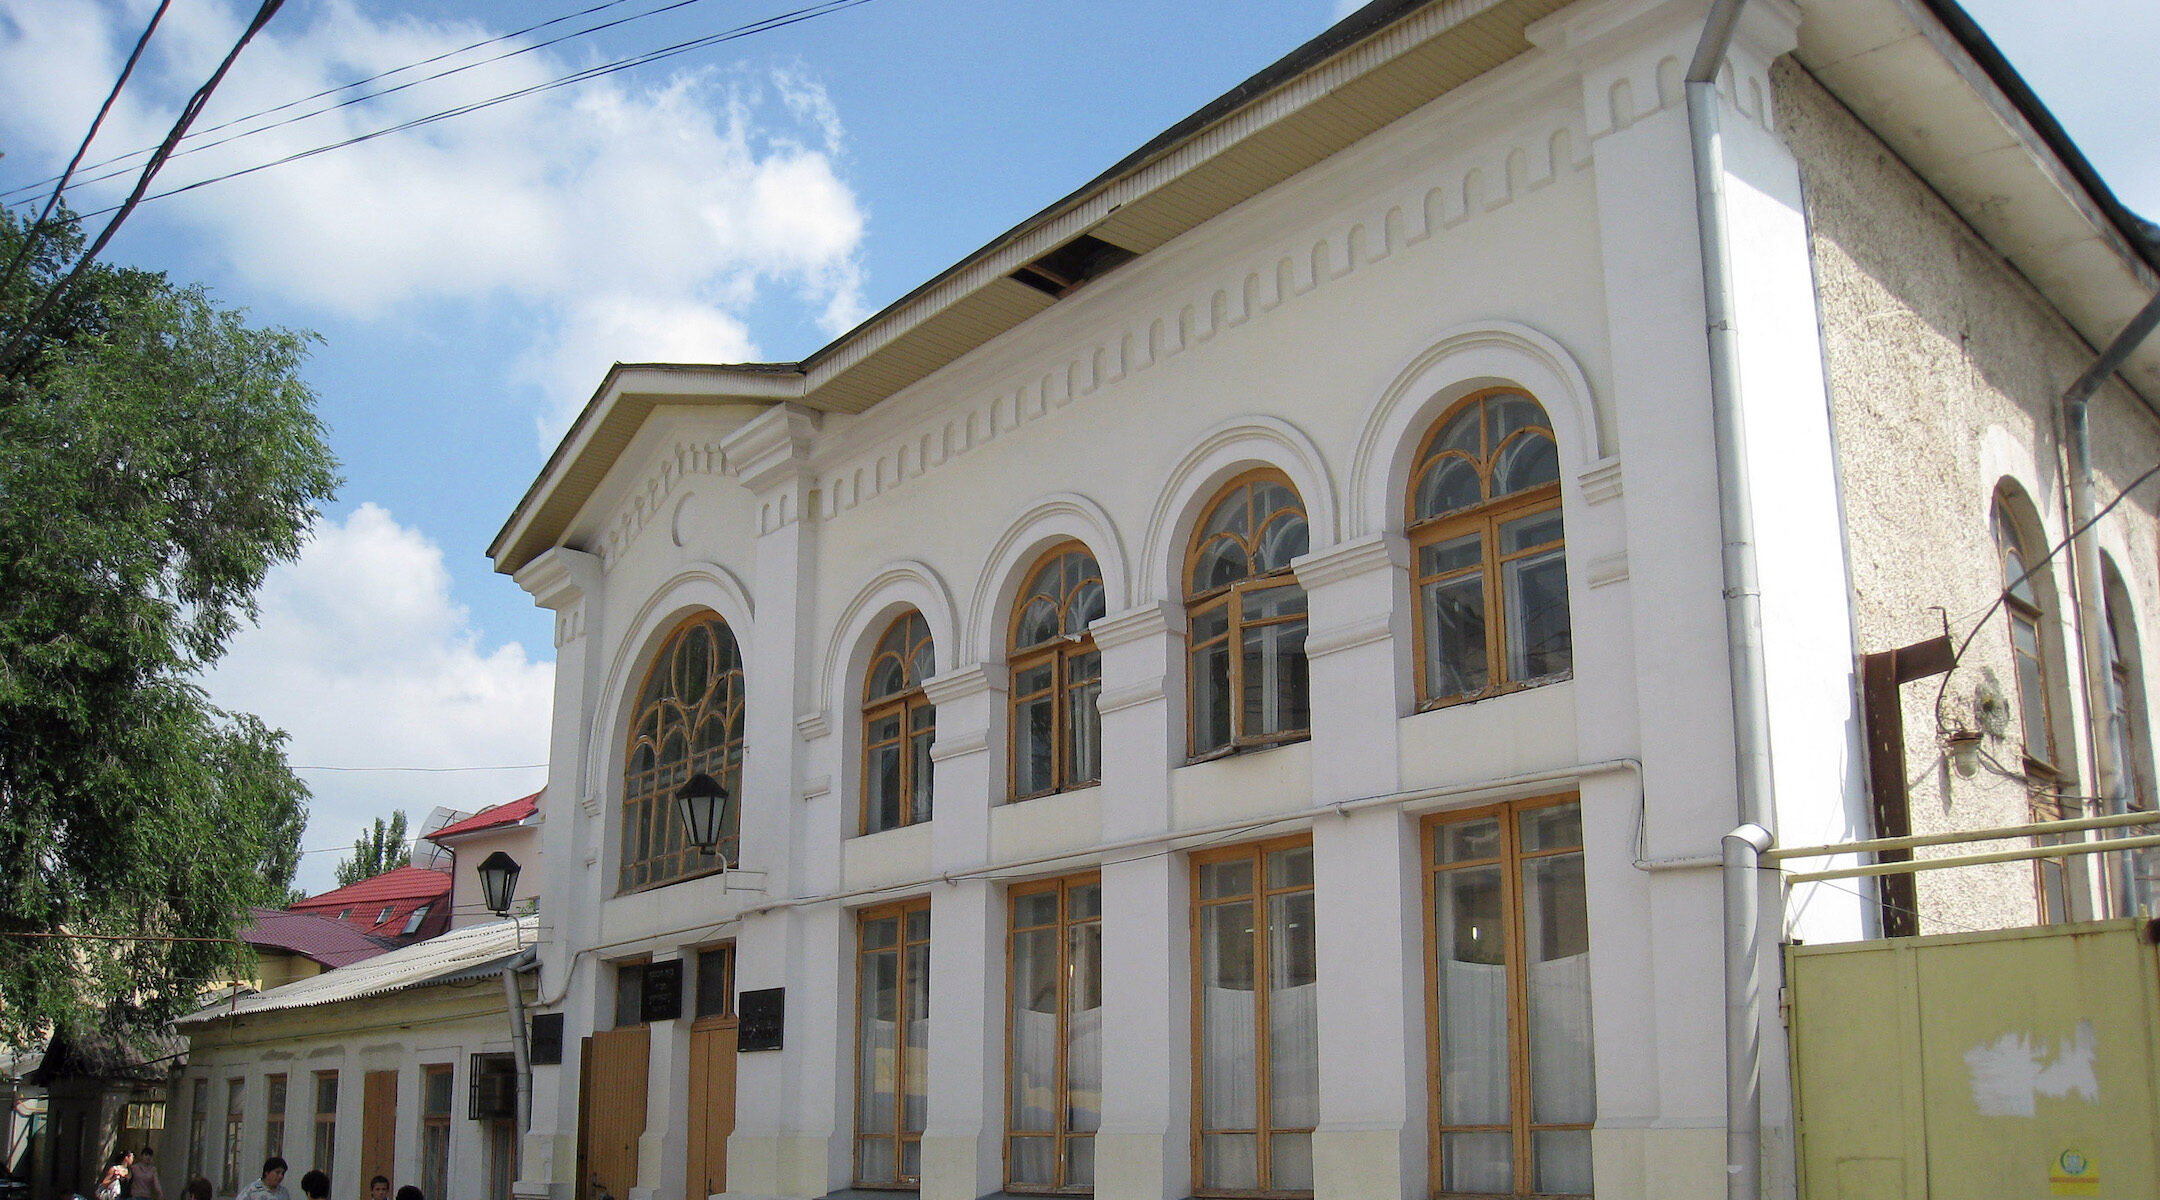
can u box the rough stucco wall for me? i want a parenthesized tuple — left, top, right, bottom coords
(1775, 58, 2160, 932)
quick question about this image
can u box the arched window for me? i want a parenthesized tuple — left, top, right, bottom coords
(2102, 564, 2158, 913)
(1010, 542, 1107, 800)
(1186, 471, 1310, 758)
(864, 611, 936, 834)
(1408, 388, 1571, 708)
(1992, 502, 2059, 777)
(622, 613, 745, 892)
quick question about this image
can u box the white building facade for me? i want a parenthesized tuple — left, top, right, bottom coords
(488, 2, 2160, 1199)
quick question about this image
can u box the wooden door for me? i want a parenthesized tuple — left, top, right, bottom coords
(685, 1021, 738, 1200)
(580, 1025, 650, 1200)
(361, 1070, 398, 1187)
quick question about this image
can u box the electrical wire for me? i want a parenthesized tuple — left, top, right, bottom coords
(0, 0, 286, 376)
(50, 0, 880, 223)
(292, 762, 546, 772)
(4, 0, 741, 208)
(0, 0, 172, 296)
(0, 0, 657, 205)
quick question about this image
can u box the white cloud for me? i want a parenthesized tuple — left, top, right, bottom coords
(200, 503, 554, 896)
(0, 0, 868, 437)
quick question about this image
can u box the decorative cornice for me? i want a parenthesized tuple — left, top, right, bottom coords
(579, 789, 602, 818)
(796, 710, 832, 742)
(599, 441, 726, 569)
(724, 405, 820, 493)
(1578, 457, 1623, 505)
(1089, 601, 1181, 652)
(1584, 550, 1629, 589)
(1304, 614, 1398, 660)
(928, 729, 990, 762)
(1095, 677, 1167, 717)
(1292, 532, 1407, 590)
(514, 546, 602, 610)
(922, 663, 1009, 707)
(813, 96, 1593, 524)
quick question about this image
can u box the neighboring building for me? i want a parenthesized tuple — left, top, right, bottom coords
(165, 919, 535, 1200)
(424, 791, 545, 930)
(239, 908, 401, 991)
(481, 3, 2160, 1200)
(17, 1030, 174, 1200)
(287, 866, 453, 948)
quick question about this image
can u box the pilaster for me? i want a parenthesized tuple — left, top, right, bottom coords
(1095, 851, 1192, 1200)
(921, 878, 1003, 1200)
(1294, 533, 1411, 805)
(923, 663, 1010, 871)
(1091, 602, 1184, 840)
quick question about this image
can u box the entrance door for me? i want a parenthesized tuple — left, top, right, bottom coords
(685, 943, 738, 1200)
(579, 1026, 650, 1200)
(686, 1023, 737, 1200)
(361, 1070, 398, 1188)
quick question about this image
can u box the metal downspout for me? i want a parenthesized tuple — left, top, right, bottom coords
(503, 945, 539, 1134)
(1684, 2, 1776, 1197)
(2060, 289, 2160, 910)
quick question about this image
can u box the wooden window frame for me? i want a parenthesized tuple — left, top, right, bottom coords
(854, 898, 931, 1189)
(312, 1070, 338, 1180)
(1993, 503, 2060, 775)
(1422, 795, 1593, 1199)
(694, 942, 737, 1027)
(861, 612, 937, 835)
(1189, 835, 1318, 1198)
(621, 611, 748, 894)
(187, 1077, 208, 1183)
(1004, 873, 1102, 1193)
(264, 1073, 287, 1162)
(1407, 388, 1570, 711)
(1008, 543, 1107, 802)
(1184, 470, 1312, 760)
(222, 1077, 245, 1195)
(422, 1063, 454, 1199)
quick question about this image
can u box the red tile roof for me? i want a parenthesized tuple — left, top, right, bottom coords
(288, 865, 453, 944)
(241, 907, 399, 969)
(425, 790, 541, 841)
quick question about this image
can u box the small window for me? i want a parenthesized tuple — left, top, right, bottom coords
(1009, 543, 1107, 800)
(264, 1075, 287, 1162)
(401, 905, 430, 935)
(378, 905, 396, 926)
(337, 908, 352, 921)
(313, 1071, 338, 1181)
(1409, 388, 1571, 708)
(855, 899, 931, 1187)
(421, 1064, 453, 1198)
(1185, 472, 1311, 757)
(696, 946, 735, 1022)
(1006, 875, 1101, 1192)
(615, 961, 649, 1029)
(863, 611, 937, 834)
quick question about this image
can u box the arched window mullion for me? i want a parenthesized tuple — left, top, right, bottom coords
(1010, 543, 1106, 800)
(621, 612, 745, 893)
(1185, 472, 1311, 759)
(865, 611, 936, 834)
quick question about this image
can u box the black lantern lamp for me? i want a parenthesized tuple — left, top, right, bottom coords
(477, 850, 522, 916)
(676, 772, 732, 862)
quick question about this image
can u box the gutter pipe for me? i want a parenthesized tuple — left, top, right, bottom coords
(2061, 288, 2160, 911)
(503, 945, 539, 1134)
(1682, 3, 1777, 1197)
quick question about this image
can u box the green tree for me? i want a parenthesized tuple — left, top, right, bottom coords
(0, 205, 338, 1051)
(334, 811, 412, 889)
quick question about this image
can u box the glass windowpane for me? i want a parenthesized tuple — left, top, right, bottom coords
(1434, 864, 1509, 1124)
(1534, 1129, 1595, 1195)
(1440, 1131, 1513, 1194)
(1523, 853, 1595, 1125)
(1425, 572, 1489, 699)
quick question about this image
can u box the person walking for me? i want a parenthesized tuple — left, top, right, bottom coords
(130, 1148, 164, 1200)
(92, 1150, 131, 1200)
(234, 1157, 291, 1200)
(297, 1170, 330, 1200)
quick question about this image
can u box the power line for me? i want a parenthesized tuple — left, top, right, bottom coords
(0, 0, 287, 376)
(57, 0, 879, 222)
(1, 0, 730, 208)
(0, 0, 172, 296)
(293, 763, 546, 773)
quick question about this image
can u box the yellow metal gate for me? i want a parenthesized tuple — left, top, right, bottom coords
(1787, 918, 2160, 1198)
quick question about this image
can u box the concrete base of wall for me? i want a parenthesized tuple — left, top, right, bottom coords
(1592, 1124, 1729, 1200)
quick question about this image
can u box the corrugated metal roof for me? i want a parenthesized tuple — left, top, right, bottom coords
(177, 917, 534, 1025)
(426, 790, 541, 841)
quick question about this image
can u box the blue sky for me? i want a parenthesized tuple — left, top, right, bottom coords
(0, 0, 2151, 893)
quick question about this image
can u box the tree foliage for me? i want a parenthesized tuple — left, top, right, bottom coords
(334, 811, 411, 889)
(0, 205, 339, 1051)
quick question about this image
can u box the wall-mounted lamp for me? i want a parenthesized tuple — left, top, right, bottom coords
(1946, 729, 1984, 778)
(676, 772, 732, 861)
(477, 850, 522, 916)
